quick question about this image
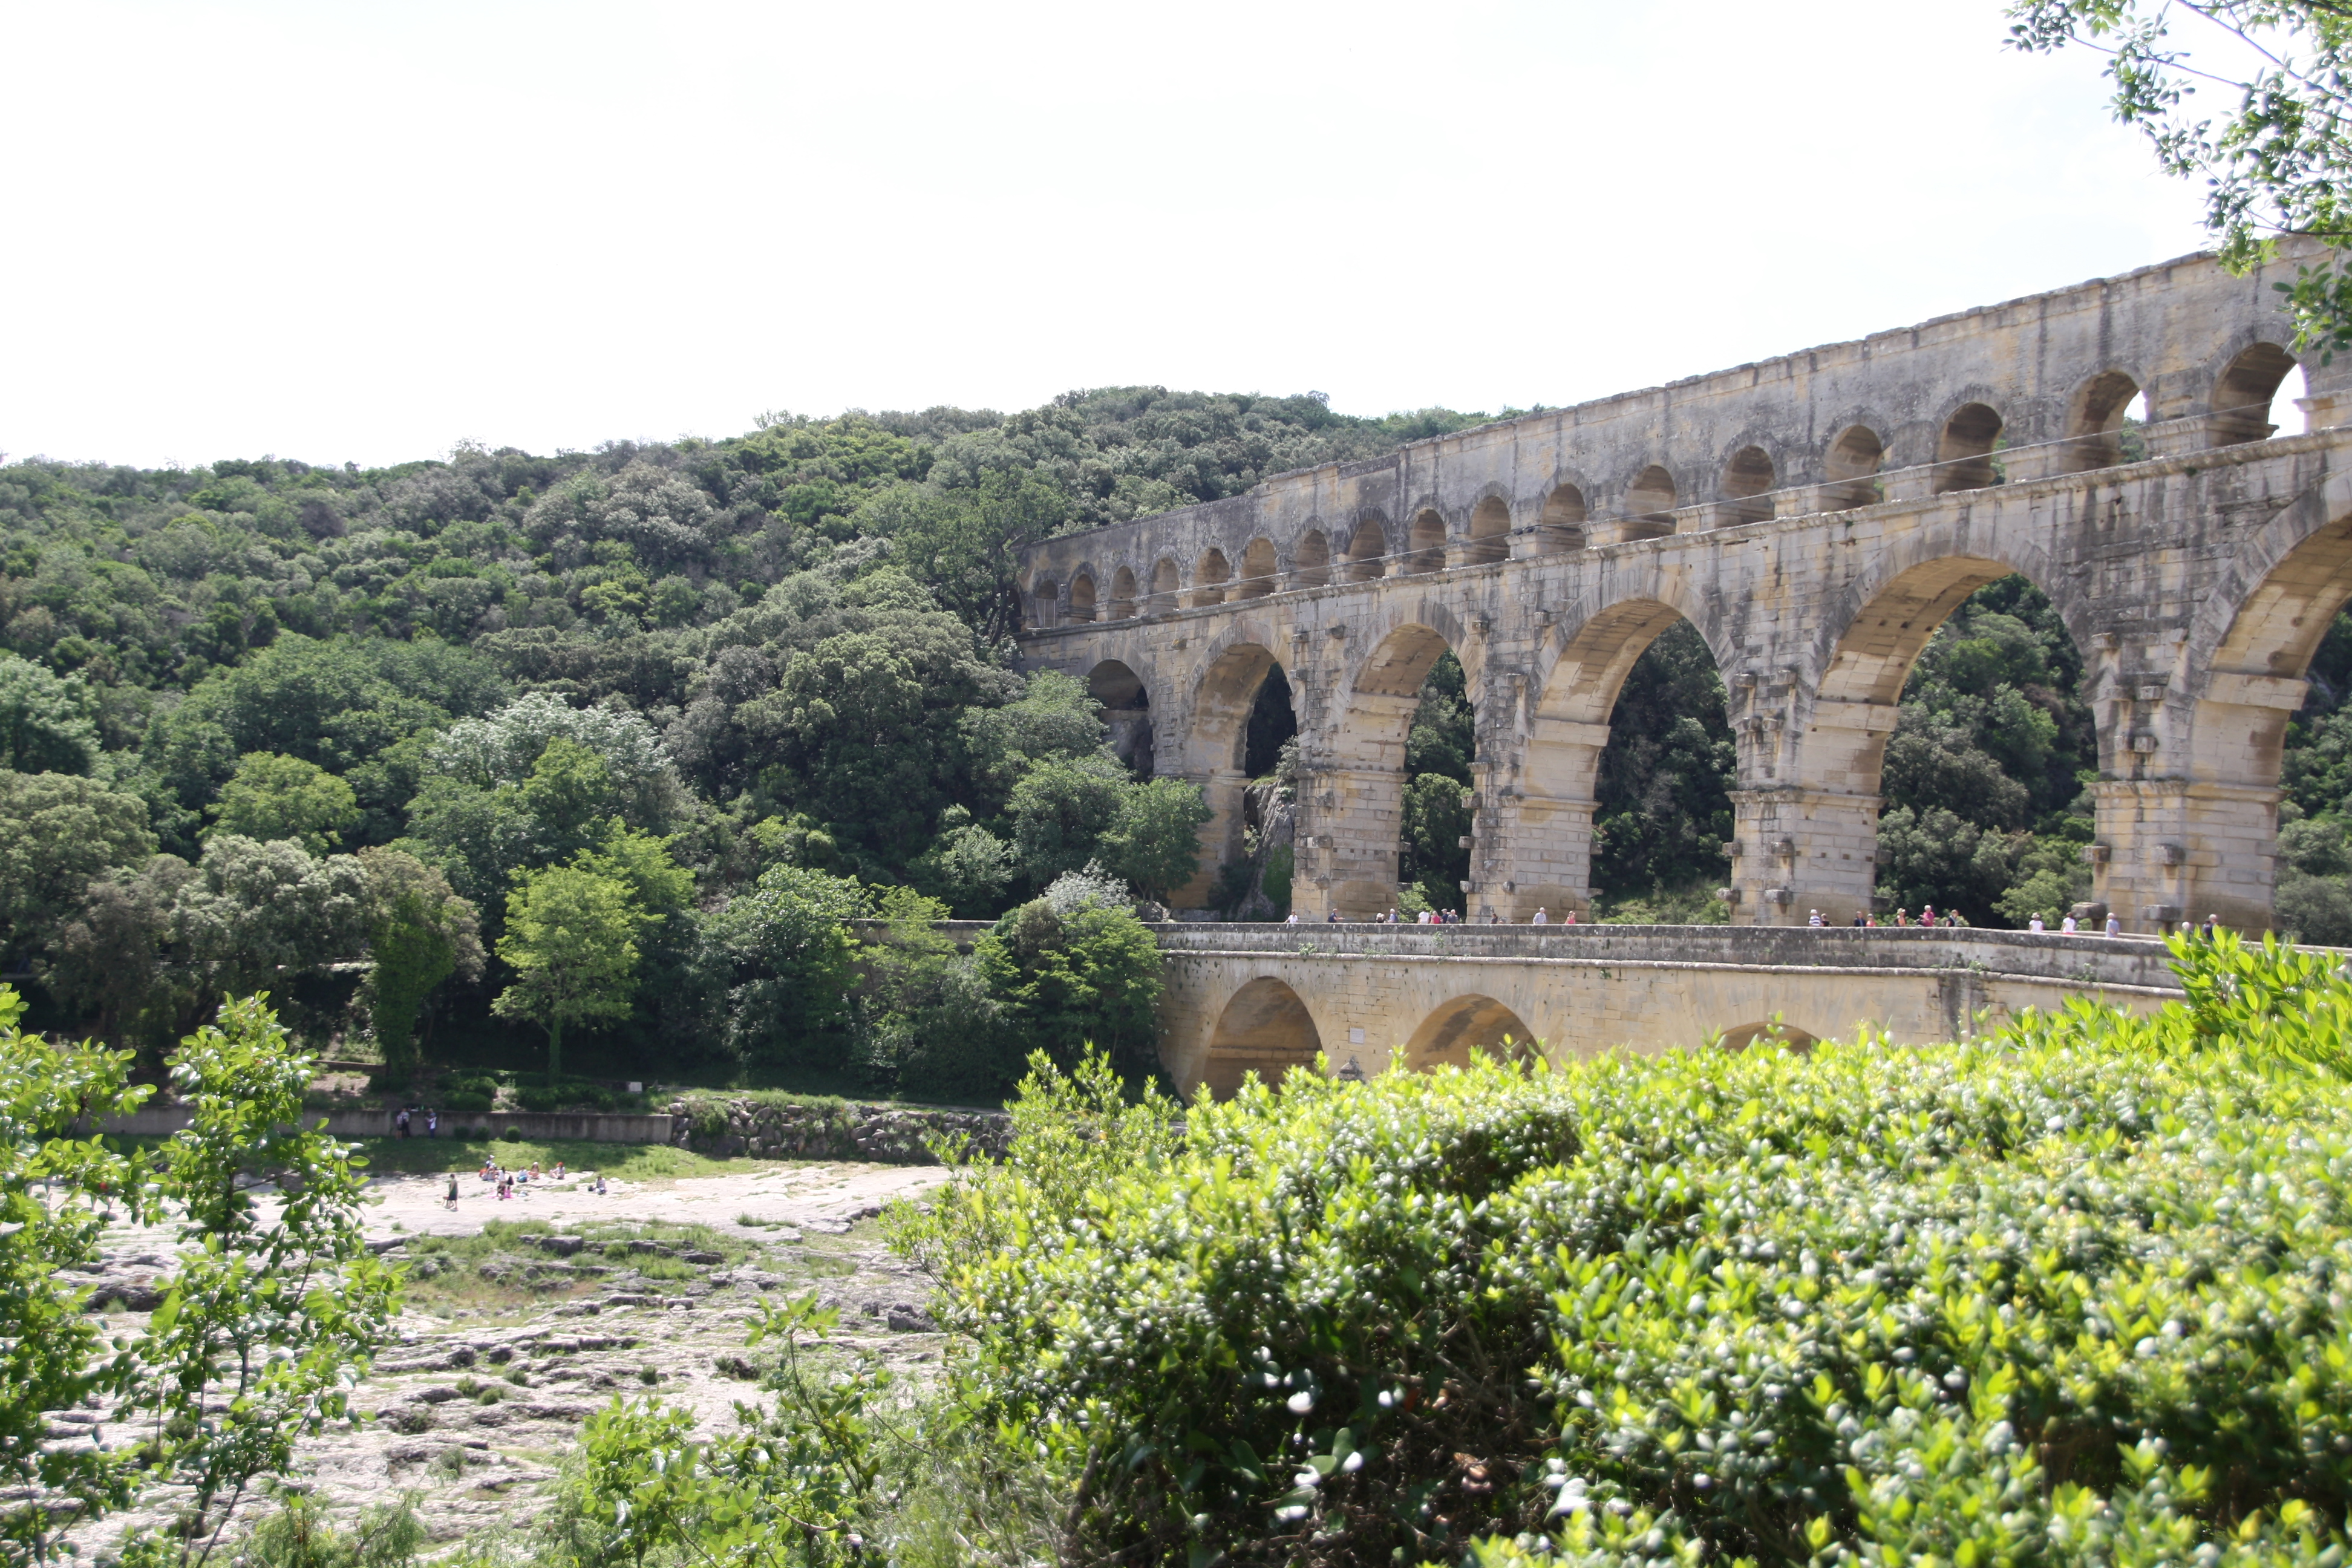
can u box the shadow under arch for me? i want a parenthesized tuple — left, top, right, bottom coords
(1201, 976, 1322, 1099)
(1401, 994, 1537, 1071)
(1088, 658, 1153, 776)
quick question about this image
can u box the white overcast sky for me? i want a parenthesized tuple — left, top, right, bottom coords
(1, 0, 2224, 471)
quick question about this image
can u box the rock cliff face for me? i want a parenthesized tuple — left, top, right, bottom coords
(668, 1100, 1010, 1163)
(1231, 780, 1297, 921)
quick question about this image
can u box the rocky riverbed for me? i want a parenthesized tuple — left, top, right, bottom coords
(59, 1158, 956, 1558)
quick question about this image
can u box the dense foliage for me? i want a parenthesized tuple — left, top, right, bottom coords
(0, 986, 399, 1566)
(1, 391, 1515, 1091)
(515, 937, 2352, 1567)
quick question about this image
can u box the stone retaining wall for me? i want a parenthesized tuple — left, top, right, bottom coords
(100, 1107, 683, 1144)
(668, 1099, 1010, 1164)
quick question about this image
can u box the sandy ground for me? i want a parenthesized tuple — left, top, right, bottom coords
(367, 1157, 953, 1240)
(58, 1158, 958, 1561)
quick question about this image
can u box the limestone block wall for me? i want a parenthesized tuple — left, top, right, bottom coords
(1015, 243, 2352, 939)
(1022, 422, 2352, 934)
(1149, 924, 2187, 1097)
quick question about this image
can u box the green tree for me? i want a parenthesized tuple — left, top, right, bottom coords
(1008, 754, 1129, 886)
(975, 898, 1163, 1080)
(959, 668, 1107, 815)
(1400, 773, 1474, 912)
(0, 984, 152, 1562)
(1099, 777, 1214, 903)
(206, 751, 361, 854)
(0, 771, 156, 969)
(0, 655, 97, 776)
(170, 837, 371, 1021)
(1592, 622, 1737, 901)
(493, 866, 648, 1082)
(699, 864, 869, 1072)
(907, 808, 1018, 917)
(355, 848, 484, 1078)
(124, 993, 402, 1568)
(2010, 0, 2352, 353)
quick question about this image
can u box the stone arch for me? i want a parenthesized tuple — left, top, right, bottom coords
(1201, 976, 1322, 1099)
(1716, 1019, 1818, 1052)
(1405, 509, 1447, 575)
(1234, 537, 1278, 600)
(1791, 547, 2066, 928)
(1537, 484, 1588, 553)
(1108, 565, 1138, 620)
(1506, 590, 1726, 923)
(1352, 619, 1462, 700)
(1322, 617, 1471, 920)
(1347, 517, 1389, 582)
(1030, 576, 1057, 629)
(1067, 570, 1097, 623)
(1178, 634, 1294, 904)
(1466, 496, 1511, 566)
(1722, 445, 1775, 526)
(1933, 402, 2004, 494)
(2177, 474, 2352, 932)
(1149, 557, 1180, 615)
(2063, 369, 2142, 472)
(1192, 547, 1232, 607)
(1089, 658, 1152, 774)
(1401, 994, 1537, 1071)
(1537, 594, 1714, 727)
(2212, 341, 2301, 448)
(1624, 465, 1678, 539)
(1814, 554, 2048, 715)
(1295, 528, 1332, 589)
(1824, 425, 1885, 509)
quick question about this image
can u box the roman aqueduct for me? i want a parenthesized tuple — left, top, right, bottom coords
(1010, 242, 2352, 1089)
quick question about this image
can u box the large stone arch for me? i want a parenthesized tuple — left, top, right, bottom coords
(1716, 1019, 1820, 1052)
(1172, 625, 1296, 906)
(1088, 658, 1154, 775)
(1308, 613, 1475, 919)
(1400, 993, 1538, 1071)
(2162, 468, 2352, 932)
(1497, 586, 1730, 923)
(1782, 540, 2073, 927)
(1198, 976, 1324, 1100)
(2203, 333, 2306, 446)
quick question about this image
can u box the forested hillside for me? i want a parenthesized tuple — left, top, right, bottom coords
(0, 392, 1505, 1093)
(7, 387, 2352, 1095)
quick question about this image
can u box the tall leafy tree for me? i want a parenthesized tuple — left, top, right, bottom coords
(2010, 0, 2352, 353)
(355, 848, 483, 1077)
(204, 751, 361, 854)
(0, 655, 97, 776)
(493, 866, 647, 1082)
(0, 771, 157, 970)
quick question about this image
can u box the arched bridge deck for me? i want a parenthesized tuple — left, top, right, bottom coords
(1153, 923, 2187, 1098)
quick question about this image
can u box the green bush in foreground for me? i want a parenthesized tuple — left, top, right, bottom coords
(525, 933, 2352, 1568)
(895, 933, 2352, 1566)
